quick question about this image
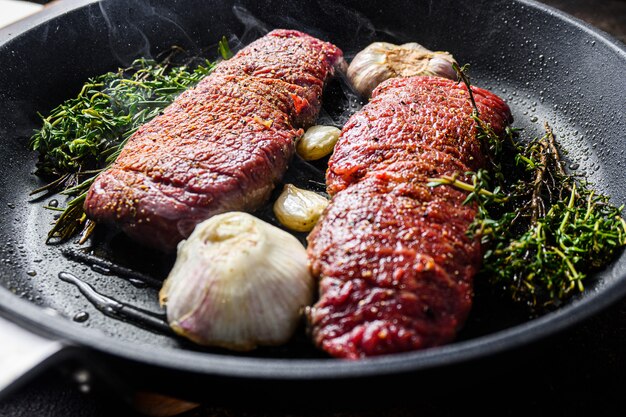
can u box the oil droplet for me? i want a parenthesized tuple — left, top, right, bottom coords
(73, 311, 90, 322)
(91, 264, 111, 275)
(48, 199, 59, 208)
(26, 270, 37, 277)
(58, 271, 170, 334)
(61, 248, 163, 289)
(129, 278, 148, 289)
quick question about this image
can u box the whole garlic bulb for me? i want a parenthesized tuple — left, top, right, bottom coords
(159, 212, 314, 351)
(347, 42, 458, 98)
(273, 184, 329, 232)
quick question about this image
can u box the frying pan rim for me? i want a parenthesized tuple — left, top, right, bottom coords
(1, 0, 626, 380)
(519, 0, 626, 54)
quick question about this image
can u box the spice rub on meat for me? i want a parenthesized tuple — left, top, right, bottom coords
(307, 76, 512, 359)
(84, 30, 343, 251)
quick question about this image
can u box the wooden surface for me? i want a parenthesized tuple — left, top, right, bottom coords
(0, 1, 625, 416)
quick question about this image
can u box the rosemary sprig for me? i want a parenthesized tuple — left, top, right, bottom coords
(31, 55, 215, 178)
(218, 36, 233, 60)
(31, 47, 223, 242)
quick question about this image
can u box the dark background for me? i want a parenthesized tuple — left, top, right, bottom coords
(1, 0, 625, 416)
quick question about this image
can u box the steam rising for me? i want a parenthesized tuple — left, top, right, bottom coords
(314, 0, 376, 57)
(228, 4, 368, 127)
(98, 0, 200, 66)
(229, 5, 270, 51)
(98, 0, 152, 65)
(91, 1, 399, 127)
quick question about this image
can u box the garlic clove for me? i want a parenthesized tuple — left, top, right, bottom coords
(296, 125, 342, 161)
(273, 184, 329, 232)
(159, 212, 314, 351)
(427, 54, 458, 81)
(347, 41, 457, 98)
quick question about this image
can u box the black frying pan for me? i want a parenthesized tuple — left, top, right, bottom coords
(1, 0, 625, 406)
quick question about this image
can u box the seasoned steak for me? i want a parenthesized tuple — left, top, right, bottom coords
(84, 30, 343, 251)
(307, 76, 512, 359)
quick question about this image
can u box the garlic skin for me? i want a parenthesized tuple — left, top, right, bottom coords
(159, 212, 314, 351)
(296, 125, 342, 161)
(273, 184, 329, 232)
(347, 42, 458, 98)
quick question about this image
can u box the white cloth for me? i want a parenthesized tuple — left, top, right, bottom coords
(0, 0, 44, 29)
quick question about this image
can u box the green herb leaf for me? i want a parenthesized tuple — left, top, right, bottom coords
(218, 36, 233, 60)
(430, 65, 626, 311)
(31, 50, 218, 242)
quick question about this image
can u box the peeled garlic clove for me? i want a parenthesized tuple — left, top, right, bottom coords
(347, 42, 458, 98)
(273, 184, 328, 232)
(159, 212, 314, 351)
(296, 125, 342, 161)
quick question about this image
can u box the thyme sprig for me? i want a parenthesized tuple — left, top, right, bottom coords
(475, 125, 626, 308)
(429, 66, 626, 310)
(453, 62, 507, 184)
(31, 48, 221, 242)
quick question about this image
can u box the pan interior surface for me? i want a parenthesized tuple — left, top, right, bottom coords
(0, 0, 625, 378)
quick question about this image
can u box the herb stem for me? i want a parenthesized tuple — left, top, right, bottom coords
(452, 62, 479, 117)
(583, 190, 595, 222)
(32, 43, 230, 243)
(559, 183, 577, 234)
(427, 175, 506, 202)
(431, 63, 626, 310)
(552, 246, 583, 291)
(530, 141, 548, 224)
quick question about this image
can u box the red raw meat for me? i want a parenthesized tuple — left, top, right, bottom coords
(84, 30, 343, 251)
(307, 76, 512, 359)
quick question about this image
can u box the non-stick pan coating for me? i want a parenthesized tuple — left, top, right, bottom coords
(0, 0, 625, 401)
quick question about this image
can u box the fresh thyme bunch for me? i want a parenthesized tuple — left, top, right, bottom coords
(430, 65, 626, 309)
(30, 38, 232, 242)
(31, 55, 216, 179)
(477, 127, 626, 308)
